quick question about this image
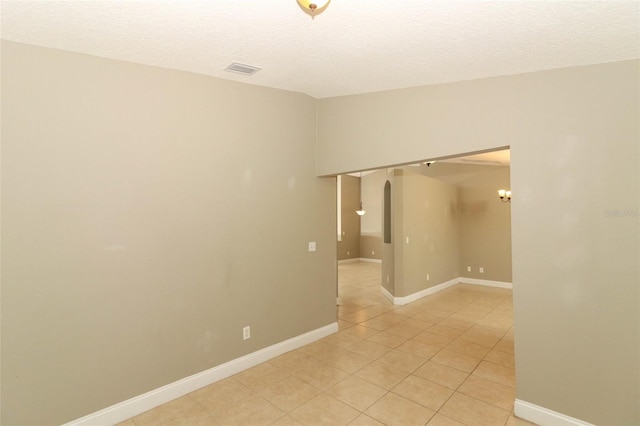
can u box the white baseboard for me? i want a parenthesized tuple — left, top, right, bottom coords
(381, 277, 513, 305)
(514, 399, 595, 426)
(460, 278, 513, 289)
(338, 258, 382, 264)
(338, 258, 360, 264)
(389, 278, 460, 305)
(358, 258, 382, 264)
(64, 323, 339, 426)
(380, 286, 394, 304)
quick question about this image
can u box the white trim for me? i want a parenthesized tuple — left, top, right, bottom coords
(391, 278, 460, 305)
(358, 258, 382, 264)
(459, 278, 513, 289)
(380, 285, 394, 304)
(514, 399, 596, 426)
(64, 323, 338, 426)
(338, 258, 360, 264)
(338, 258, 382, 264)
(379, 277, 513, 306)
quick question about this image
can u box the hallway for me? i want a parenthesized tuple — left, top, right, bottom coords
(120, 262, 534, 426)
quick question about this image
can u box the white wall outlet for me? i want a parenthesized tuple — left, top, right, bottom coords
(479, 267, 484, 273)
(406, 236, 410, 244)
(308, 241, 316, 252)
(347, 251, 350, 255)
(243, 326, 251, 340)
(427, 274, 430, 281)
(467, 266, 471, 272)
(372, 251, 375, 255)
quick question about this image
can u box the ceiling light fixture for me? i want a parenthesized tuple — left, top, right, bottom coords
(296, 0, 331, 19)
(498, 189, 512, 203)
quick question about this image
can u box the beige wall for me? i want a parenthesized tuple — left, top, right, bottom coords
(457, 166, 512, 283)
(360, 169, 387, 260)
(338, 175, 360, 260)
(394, 169, 460, 297)
(317, 60, 640, 425)
(1, 41, 337, 425)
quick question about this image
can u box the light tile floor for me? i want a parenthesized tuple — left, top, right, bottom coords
(119, 262, 536, 426)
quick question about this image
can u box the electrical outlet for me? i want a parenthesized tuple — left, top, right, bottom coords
(479, 267, 484, 273)
(427, 274, 430, 281)
(243, 326, 251, 340)
(308, 241, 316, 252)
(372, 251, 375, 255)
(467, 266, 471, 272)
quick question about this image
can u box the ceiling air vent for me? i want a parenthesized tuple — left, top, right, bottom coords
(224, 62, 261, 76)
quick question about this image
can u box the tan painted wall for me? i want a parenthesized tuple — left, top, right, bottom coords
(1, 41, 337, 425)
(360, 169, 387, 260)
(317, 60, 640, 425)
(394, 169, 460, 297)
(457, 166, 512, 283)
(338, 175, 360, 260)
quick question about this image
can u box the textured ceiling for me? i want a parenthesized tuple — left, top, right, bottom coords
(1, 1, 639, 98)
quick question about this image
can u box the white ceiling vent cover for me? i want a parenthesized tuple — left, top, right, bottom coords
(224, 62, 261, 76)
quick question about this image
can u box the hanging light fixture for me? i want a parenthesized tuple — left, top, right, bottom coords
(296, 0, 331, 19)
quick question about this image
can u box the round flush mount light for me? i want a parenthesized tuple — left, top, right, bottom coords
(296, 0, 331, 19)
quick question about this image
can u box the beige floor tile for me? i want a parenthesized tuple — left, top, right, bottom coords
(348, 413, 386, 426)
(426, 413, 466, 426)
(290, 393, 360, 426)
(505, 413, 539, 426)
(133, 396, 216, 426)
(325, 375, 387, 411)
(359, 318, 395, 331)
(384, 323, 425, 338)
(473, 361, 516, 387)
(258, 376, 319, 412)
(438, 316, 476, 331)
(341, 325, 380, 339)
(376, 312, 408, 324)
(365, 392, 435, 426)
(322, 331, 363, 349)
(458, 374, 515, 411)
(396, 339, 440, 359)
(414, 361, 469, 390)
(345, 339, 391, 360)
(366, 331, 408, 348)
(440, 393, 510, 426)
(392, 375, 454, 412)
(484, 348, 516, 368)
(431, 349, 481, 373)
(413, 308, 454, 323)
(414, 331, 456, 347)
(428, 324, 465, 339)
(317, 347, 372, 374)
(354, 361, 410, 390)
(212, 393, 284, 426)
(338, 320, 356, 330)
(494, 339, 515, 354)
(268, 350, 313, 372)
(269, 415, 303, 425)
(445, 338, 492, 359)
(190, 378, 252, 415)
(233, 363, 290, 391)
(115, 420, 136, 426)
(457, 331, 501, 348)
(376, 349, 427, 373)
(292, 361, 349, 390)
